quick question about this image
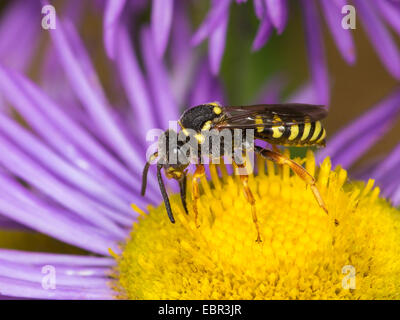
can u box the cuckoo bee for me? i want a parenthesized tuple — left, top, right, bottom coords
(142, 102, 330, 242)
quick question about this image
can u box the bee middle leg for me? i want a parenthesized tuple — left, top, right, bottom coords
(254, 146, 328, 214)
(192, 164, 205, 227)
(234, 161, 262, 243)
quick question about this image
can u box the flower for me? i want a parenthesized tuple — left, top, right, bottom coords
(0, 0, 223, 299)
(0, 0, 399, 300)
(116, 152, 400, 299)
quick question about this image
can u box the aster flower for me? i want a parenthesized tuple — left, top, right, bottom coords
(0, 1, 400, 300)
(0, 0, 223, 299)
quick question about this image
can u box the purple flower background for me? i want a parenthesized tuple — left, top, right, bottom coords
(0, 0, 399, 299)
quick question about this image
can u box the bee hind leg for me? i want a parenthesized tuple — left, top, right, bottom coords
(255, 146, 329, 215)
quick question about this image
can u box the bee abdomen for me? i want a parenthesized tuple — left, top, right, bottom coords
(256, 121, 326, 146)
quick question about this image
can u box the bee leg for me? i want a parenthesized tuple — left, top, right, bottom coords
(179, 175, 188, 214)
(141, 152, 158, 196)
(235, 162, 262, 243)
(272, 144, 280, 154)
(192, 164, 205, 227)
(255, 146, 329, 215)
(157, 163, 175, 223)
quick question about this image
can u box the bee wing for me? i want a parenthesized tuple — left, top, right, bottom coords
(213, 104, 328, 129)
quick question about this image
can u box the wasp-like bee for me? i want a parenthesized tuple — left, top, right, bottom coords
(142, 102, 330, 242)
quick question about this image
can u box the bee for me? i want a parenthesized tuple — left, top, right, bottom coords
(142, 102, 330, 242)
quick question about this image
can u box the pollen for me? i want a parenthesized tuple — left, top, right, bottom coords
(114, 151, 400, 300)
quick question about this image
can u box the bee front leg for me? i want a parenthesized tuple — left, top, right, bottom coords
(157, 163, 175, 223)
(179, 174, 188, 214)
(234, 161, 262, 243)
(255, 146, 329, 216)
(192, 164, 205, 227)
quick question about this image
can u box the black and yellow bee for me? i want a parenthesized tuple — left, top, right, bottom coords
(142, 102, 329, 242)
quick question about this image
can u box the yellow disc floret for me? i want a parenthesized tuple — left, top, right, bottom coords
(114, 151, 400, 300)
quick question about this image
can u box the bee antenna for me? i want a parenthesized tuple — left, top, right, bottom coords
(141, 152, 158, 196)
(157, 163, 175, 223)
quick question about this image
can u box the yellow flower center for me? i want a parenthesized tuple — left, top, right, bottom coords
(113, 151, 400, 299)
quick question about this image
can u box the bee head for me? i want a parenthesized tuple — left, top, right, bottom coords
(158, 130, 190, 180)
(179, 102, 223, 133)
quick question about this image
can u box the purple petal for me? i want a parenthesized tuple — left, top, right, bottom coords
(0, 132, 130, 240)
(286, 82, 318, 104)
(151, 0, 174, 58)
(140, 26, 179, 128)
(209, 5, 229, 75)
(354, 0, 400, 79)
(351, 156, 383, 181)
(0, 260, 109, 289)
(191, 0, 231, 46)
(0, 66, 143, 211)
(189, 58, 226, 106)
(39, 46, 78, 107)
(320, 0, 356, 65)
(0, 168, 126, 239)
(0, 178, 118, 255)
(382, 177, 400, 201)
(13, 70, 159, 201)
(301, 0, 330, 105)
(170, 1, 192, 67)
(170, 1, 195, 106)
(0, 249, 115, 267)
(116, 25, 158, 137)
(370, 142, 400, 181)
(103, 0, 126, 59)
(48, 17, 144, 175)
(0, 215, 28, 230)
(264, 0, 288, 34)
(316, 90, 400, 168)
(0, 110, 133, 219)
(252, 15, 273, 51)
(331, 0, 349, 8)
(328, 120, 393, 169)
(253, 0, 266, 19)
(254, 75, 287, 104)
(0, 1, 40, 71)
(374, 0, 400, 37)
(0, 277, 113, 300)
(391, 186, 400, 207)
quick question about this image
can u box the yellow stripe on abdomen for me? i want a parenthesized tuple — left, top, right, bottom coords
(301, 122, 311, 141)
(288, 124, 299, 141)
(310, 121, 322, 141)
(317, 128, 326, 143)
(272, 126, 284, 138)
